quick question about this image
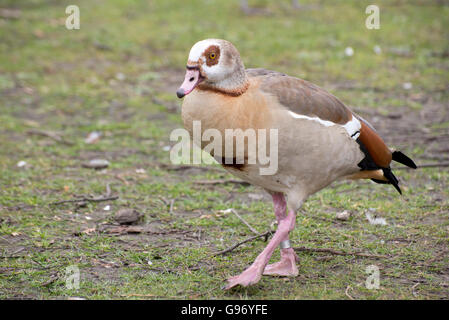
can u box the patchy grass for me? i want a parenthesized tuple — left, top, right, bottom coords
(0, 0, 448, 299)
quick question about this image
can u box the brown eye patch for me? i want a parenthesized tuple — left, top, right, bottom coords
(204, 45, 220, 67)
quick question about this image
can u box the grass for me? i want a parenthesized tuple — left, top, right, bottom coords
(0, 0, 448, 299)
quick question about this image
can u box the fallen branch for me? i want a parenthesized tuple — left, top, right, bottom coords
(411, 282, 420, 297)
(50, 196, 118, 206)
(212, 230, 273, 256)
(0, 236, 12, 245)
(121, 293, 180, 299)
(114, 174, 130, 185)
(121, 293, 156, 298)
(293, 246, 388, 259)
(105, 183, 111, 197)
(169, 199, 175, 213)
(95, 225, 195, 236)
(158, 196, 171, 206)
(1, 247, 26, 259)
(26, 129, 73, 145)
(229, 209, 259, 235)
(42, 274, 58, 287)
(196, 179, 250, 186)
(158, 163, 222, 172)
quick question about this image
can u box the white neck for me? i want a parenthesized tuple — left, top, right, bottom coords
(202, 65, 249, 96)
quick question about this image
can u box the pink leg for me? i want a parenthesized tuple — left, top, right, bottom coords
(225, 193, 298, 289)
(263, 193, 299, 276)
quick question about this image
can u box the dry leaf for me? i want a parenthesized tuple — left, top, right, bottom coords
(82, 227, 96, 235)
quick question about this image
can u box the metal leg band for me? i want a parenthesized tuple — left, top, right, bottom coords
(279, 240, 291, 249)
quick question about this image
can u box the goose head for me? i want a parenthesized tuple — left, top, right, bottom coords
(177, 39, 248, 98)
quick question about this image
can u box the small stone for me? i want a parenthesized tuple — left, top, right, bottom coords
(82, 159, 110, 169)
(403, 82, 413, 90)
(85, 131, 102, 144)
(344, 47, 354, 57)
(373, 45, 382, 54)
(76, 201, 88, 208)
(336, 210, 351, 221)
(114, 208, 143, 225)
(17, 160, 27, 168)
(115, 72, 126, 81)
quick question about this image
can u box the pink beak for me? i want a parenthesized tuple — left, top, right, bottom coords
(176, 68, 203, 98)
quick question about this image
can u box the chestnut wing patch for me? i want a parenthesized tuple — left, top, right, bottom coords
(357, 118, 392, 168)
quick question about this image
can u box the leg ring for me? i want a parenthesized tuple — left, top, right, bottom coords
(279, 240, 291, 249)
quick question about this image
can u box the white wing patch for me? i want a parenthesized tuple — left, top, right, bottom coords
(288, 111, 361, 140)
(342, 116, 361, 139)
(288, 111, 335, 127)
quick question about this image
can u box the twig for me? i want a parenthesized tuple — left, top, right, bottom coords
(293, 246, 388, 259)
(26, 129, 73, 145)
(345, 285, 354, 300)
(394, 162, 449, 170)
(50, 196, 118, 206)
(0, 236, 12, 244)
(1, 247, 26, 258)
(30, 259, 64, 270)
(169, 199, 175, 213)
(196, 179, 250, 186)
(42, 274, 58, 286)
(159, 163, 223, 172)
(212, 230, 273, 256)
(158, 196, 170, 206)
(114, 174, 129, 185)
(100, 225, 194, 236)
(121, 293, 156, 298)
(411, 282, 420, 297)
(105, 183, 111, 197)
(121, 293, 180, 299)
(230, 209, 259, 235)
(3, 204, 37, 212)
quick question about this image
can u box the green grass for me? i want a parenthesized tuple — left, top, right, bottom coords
(0, 0, 448, 299)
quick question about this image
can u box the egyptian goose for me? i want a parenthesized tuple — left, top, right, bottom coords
(176, 39, 417, 289)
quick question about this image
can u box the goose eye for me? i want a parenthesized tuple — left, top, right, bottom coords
(209, 52, 216, 59)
